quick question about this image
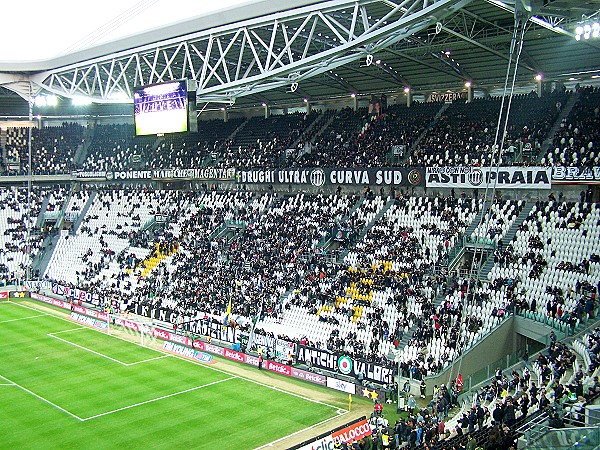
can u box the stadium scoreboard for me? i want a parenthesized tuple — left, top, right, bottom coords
(133, 79, 198, 136)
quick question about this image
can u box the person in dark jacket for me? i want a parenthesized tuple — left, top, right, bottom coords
(503, 398, 516, 427)
(493, 403, 505, 423)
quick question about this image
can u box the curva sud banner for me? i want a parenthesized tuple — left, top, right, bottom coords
(425, 166, 551, 189)
(296, 345, 394, 384)
(236, 167, 424, 187)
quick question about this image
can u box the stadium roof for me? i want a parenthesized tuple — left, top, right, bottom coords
(1, 0, 600, 109)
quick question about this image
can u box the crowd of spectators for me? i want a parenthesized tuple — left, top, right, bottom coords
(542, 86, 600, 167)
(80, 124, 155, 172)
(0, 185, 63, 282)
(32, 182, 600, 391)
(2, 88, 598, 175)
(296, 102, 441, 168)
(215, 112, 320, 168)
(4, 122, 84, 175)
(410, 91, 569, 168)
(49, 190, 360, 336)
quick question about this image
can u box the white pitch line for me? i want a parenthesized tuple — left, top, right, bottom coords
(82, 377, 236, 421)
(254, 411, 349, 450)
(47, 333, 170, 367)
(0, 383, 16, 386)
(0, 373, 83, 422)
(49, 327, 86, 334)
(0, 314, 47, 324)
(126, 355, 170, 365)
(11, 302, 166, 357)
(11, 301, 345, 412)
(47, 334, 130, 366)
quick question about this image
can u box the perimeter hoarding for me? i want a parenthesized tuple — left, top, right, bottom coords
(290, 417, 371, 450)
(331, 419, 372, 445)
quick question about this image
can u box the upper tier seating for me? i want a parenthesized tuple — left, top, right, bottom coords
(217, 112, 321, 168)
(411, 92, 569, 167)
(5, 123, 84, 174)
(81, 124, 156, 171)
(542, 86, 600, 167)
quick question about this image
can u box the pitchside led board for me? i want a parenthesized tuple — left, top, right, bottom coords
(133, 79, 198, 136)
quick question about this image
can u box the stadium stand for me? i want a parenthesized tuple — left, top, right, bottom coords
(216, 112, 321, 168)
(2, 91, 591, 176)
(80, 124, 156, 171)
(0, 87, 599, 450)
(4, 123, 83, 175)
(411, 92, 570, 168)
(542, 86, 600, 167)
(148, 118, 245, 168)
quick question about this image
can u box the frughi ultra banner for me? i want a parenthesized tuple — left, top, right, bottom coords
(236, 167, 424, 187)
(425, 166, 551, 189)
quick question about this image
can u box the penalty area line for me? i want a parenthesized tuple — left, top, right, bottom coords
(10, 302, 166, 358)
(49, 327, 87, 334)
(125, 355, 170, 365)
(47, 333, 131, 366)
(0, 314, 47, 324)
(81, 377, 236, 421)
(0, 373, 83, 422)
(47, 333, 171, 366)
(11, 300, 348, 413)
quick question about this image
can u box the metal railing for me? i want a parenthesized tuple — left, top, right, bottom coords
(521, 418, 600, 450)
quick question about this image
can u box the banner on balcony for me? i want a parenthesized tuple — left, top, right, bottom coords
(235, 167, 424, 187)
(425, 166, 551, 189)
(552, 166, 600, 184)
(295, 345, 394, 384)
(427, 91, 467, 103)
(73, 168, 235, 181)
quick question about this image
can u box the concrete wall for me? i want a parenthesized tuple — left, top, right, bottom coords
(406, 315, 564, 396)
(514, 315, 564, 345)
(427, 318, 516, 389)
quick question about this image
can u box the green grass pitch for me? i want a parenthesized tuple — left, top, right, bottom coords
(0, 301, 345, 449)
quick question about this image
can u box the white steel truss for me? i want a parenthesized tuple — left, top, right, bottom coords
(29, 0, 473, 104)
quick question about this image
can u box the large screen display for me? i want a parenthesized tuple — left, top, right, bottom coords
(133, 80, 188, 135)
